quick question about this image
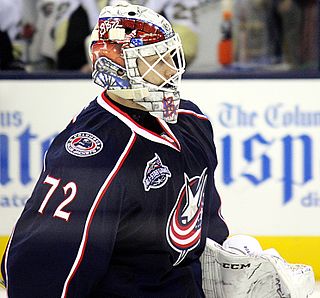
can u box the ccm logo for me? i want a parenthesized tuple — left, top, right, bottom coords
(222, 263, 251, 269)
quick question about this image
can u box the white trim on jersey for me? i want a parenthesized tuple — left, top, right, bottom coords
(97, 93, 181, 151)
(178, 109, 209, 120)
(3, 225, 17, 297)
(61, 132, 137, 298)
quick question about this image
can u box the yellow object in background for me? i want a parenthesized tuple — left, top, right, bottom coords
(256, 236, 320, 280)
(0, 235, 319, 281)
(172, 23, 198, 66)
(0, 236, 9, 283)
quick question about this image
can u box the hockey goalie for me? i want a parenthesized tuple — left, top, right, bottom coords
(200, 235, 315, 298)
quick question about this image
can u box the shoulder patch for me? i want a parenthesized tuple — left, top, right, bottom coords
(65, 132, 103, 157)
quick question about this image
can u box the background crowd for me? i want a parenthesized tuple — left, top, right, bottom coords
(0, 0, 318, 73)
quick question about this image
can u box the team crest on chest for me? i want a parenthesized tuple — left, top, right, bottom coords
(65, 132, 103, 157)
(166, 168, 208, 266)
(143, 153, 171, 191)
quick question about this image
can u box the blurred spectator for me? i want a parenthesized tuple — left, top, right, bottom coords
(300, 0, 318, 69)
(233, 0, 270, 66)
(19, 0, 203, 71)
(24, 0, 99, 71)
(56, 1, 99, 70)
(233, 0, 318, 71)
(273, 0, 318, 70)
(3, 0, 317, 73)
(266, 0, 303, 68)
(0, 0, 24, 70)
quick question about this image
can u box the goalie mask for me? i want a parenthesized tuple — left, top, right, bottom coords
(89, 1, 186, 123)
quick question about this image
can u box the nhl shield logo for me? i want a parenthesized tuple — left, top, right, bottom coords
(143, 154, 171, 191)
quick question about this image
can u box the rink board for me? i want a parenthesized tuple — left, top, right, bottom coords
(0, 235, 319, 280)
(0, 79, 320, 280)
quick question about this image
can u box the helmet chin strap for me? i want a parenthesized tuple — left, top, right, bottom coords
(108, 88, 150, 100)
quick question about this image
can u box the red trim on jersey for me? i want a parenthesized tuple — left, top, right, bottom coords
(100, 92, 181, 151)
(167, 176, 204, 252)
(170, 229, 201, 249)
(178, 109, 209, 121)
(157, 119, 181, 151)
(61, 133, 137, 298)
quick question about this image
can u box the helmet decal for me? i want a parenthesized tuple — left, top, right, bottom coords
(98, 17, 166, 45)
(163, 96, 178, 121)
(93, 57, 130, 89)
(91, 41, 125, 67)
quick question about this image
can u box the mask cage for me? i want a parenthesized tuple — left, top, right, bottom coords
(123, 34, 186, 93)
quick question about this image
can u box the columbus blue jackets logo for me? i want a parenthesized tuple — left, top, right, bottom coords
(166, 168, 208, 266)
(143, 154, 171, 191)
(65, 132, 103, 157)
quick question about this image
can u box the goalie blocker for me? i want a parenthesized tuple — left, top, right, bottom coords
(200, 236, 315, 298)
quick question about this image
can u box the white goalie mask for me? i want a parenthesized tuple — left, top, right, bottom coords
(89, 1, 186, 123)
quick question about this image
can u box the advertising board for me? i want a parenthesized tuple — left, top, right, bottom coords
(1, 79, 319, 278)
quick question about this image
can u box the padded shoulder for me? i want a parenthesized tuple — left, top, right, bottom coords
(179, 99, 206, 116)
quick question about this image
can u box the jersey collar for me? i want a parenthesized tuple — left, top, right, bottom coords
(97, 92, 181, 151)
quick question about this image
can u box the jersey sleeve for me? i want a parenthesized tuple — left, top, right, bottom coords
(179, 99, 229, 245)
(199, 108, 229, 245)
(2, 110, 136, 297)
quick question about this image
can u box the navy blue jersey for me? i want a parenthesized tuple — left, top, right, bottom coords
(1, 92, 229, 298)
